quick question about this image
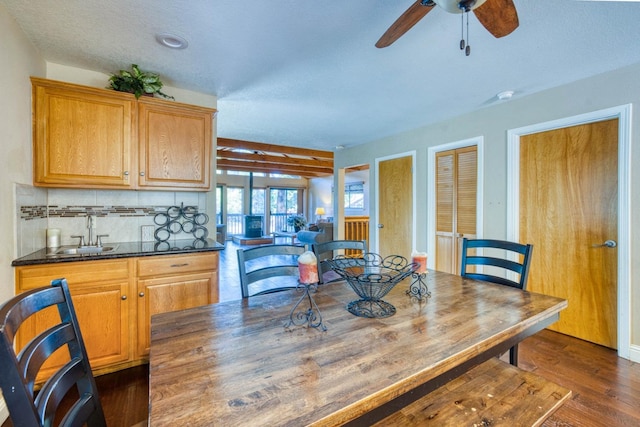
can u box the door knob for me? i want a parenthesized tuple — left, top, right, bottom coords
(377, 224, 384, 229)
(592, 240, 617, 248)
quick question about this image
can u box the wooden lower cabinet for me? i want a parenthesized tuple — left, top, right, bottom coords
(136, 252, 218, 357)
(14, 251, 219, 379)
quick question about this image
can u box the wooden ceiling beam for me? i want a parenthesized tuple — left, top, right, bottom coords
(217, 151, 333, 169)
(216, 166, 327, 178)
(217, 137, 334, 160)
(216, 159, 332, 177)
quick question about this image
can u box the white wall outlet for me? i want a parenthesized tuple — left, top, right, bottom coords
(141, 225, 155, 242)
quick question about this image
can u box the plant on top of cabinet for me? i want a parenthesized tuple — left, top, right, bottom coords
(108, 64, 174, 100)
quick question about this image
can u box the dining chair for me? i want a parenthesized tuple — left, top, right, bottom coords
(237, 244, 306, 298)
(460, 238, 534, 366)
(312, 240, 366, 284)
(0, 278, 107, 427)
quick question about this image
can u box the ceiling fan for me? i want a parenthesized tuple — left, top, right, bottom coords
(375, 0, 519, 50)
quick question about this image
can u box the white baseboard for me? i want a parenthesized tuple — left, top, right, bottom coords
(630, 344, 640, 363)
(0, 394, 9, 424)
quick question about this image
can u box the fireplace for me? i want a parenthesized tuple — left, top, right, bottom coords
(244, 215, 263, 238)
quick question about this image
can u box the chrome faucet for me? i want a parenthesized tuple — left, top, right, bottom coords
(70, 215, 109, 247)
(71, 215, 109, 248)
(87, 215, 94, 246)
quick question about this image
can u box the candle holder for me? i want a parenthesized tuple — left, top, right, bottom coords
(407, 272, 431, 302)
(284, 281, 327, 331)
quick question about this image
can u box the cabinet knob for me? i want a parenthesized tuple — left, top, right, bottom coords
(140, 171, 145, 177)
(123, 171, 129, 176)
(121, 295, 127, 300)
(139, 292, 145, 297)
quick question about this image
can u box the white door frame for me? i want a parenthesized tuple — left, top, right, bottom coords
(427, 137, 484, 269)
(374, 151, 417, 254)
(506, 104, 633, 361)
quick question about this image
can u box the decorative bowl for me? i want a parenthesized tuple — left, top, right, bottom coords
(327, 253, 418, 318)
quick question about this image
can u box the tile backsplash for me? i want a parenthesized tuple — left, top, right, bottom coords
(16, 184, 211, 257)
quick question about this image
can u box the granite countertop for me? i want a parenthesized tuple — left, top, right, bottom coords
(12, 238, 225, 266)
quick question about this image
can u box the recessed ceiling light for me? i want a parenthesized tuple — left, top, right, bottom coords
(497, 90, 514, 100)
(335, 145, 345, 151)
(156, 33, 188, 49)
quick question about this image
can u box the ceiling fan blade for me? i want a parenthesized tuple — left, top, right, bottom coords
(473, 0, 519, 38)
(375, 1, 436, 48)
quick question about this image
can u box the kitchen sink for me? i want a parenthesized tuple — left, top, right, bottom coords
(46, 244, 119, 257)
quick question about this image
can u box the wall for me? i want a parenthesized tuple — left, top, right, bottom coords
(309, 169, 370, 220)
(308, 177, 333, 220)
(334, 62, 640, 358)
(0, 4, 45, 300)
(0, 4, 45, 421)
(17, 187, 210, 253)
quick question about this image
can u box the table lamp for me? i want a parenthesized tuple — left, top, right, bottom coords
(315, 207, 325, 222)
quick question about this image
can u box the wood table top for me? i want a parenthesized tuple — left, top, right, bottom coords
(149, 270, 567, 426)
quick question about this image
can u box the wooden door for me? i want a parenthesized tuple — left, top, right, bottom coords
(520, 119, 618, 348)
(435, 146, 477, 274)
(378, 156, 413, 258)
(138, 98, 214, 190)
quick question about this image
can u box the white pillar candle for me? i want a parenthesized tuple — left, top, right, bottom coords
(46, 228, 61, 248)
(298, 251, 319, 284)
(411, 252, 428, 274)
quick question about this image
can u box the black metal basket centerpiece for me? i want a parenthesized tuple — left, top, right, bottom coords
(327, 253, 419, 318)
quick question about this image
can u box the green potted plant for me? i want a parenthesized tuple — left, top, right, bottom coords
(108, 64, 174, 99)
(287, 215, 307, 232)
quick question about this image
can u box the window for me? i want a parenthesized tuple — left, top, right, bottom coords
(251, 188, 265, 215)
(270, 188, 302, 232)
(226, 187, 244, 235)
(270, 173, 301, 179)
(216, 186, 223, 224)
(345, 182, 364, 209)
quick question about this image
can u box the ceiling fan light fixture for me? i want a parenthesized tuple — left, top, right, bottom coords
(156, 33, 189, 50)
(433, 0, 488, 14)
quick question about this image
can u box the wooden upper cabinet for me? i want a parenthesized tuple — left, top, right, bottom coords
(32, 77, 134, 188)
(31, 77, 216, 191)
(138, 98, 213, 190)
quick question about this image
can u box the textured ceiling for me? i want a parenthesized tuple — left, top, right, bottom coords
(3, 0, 640, 151)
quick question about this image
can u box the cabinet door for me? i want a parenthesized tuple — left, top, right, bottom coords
(31, 77, 134, 188)
(136, 271, 216, 357)
(16, 281, 131, 382)
(138, 98, 214, 190)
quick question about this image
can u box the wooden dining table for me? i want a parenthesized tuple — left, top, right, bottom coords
(148, 269, 567, 426)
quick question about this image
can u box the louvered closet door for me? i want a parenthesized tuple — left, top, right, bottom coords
(435, 146, 477, 274)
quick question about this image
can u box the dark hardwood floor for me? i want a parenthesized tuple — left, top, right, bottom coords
(4, 241, 639, 426)
(521, 330, 640, 426)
